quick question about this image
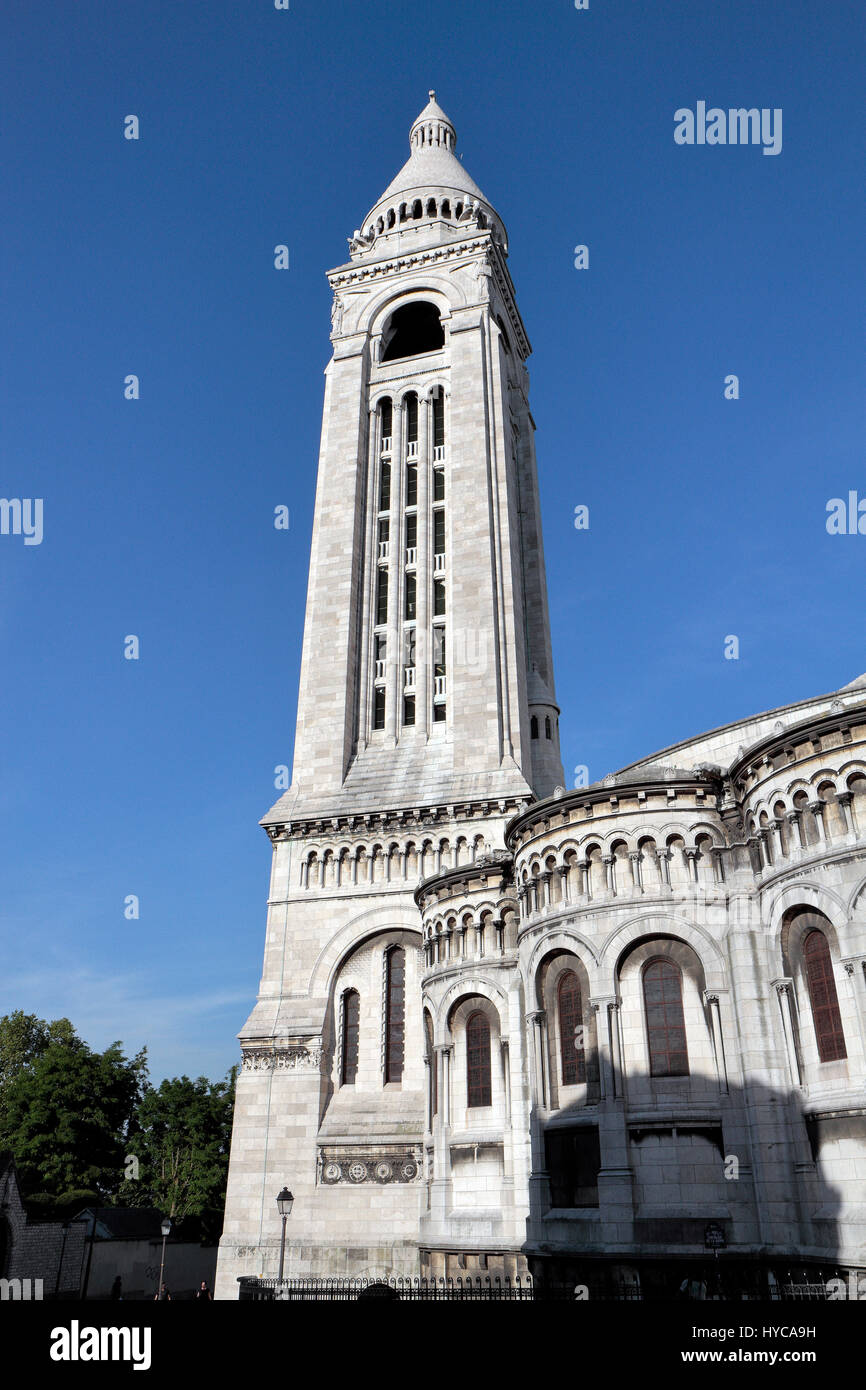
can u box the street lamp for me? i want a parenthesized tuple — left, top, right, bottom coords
(157, 1217, 172, 1298)
(276, 1188, 294, 1283)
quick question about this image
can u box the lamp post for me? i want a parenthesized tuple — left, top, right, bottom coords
(157, 1217, 172, 1297)
(276, 1188, 293, 1284)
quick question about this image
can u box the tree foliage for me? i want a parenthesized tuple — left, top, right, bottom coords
(0, 1019, 147, 1200)
(119, 1071, 237, 1233)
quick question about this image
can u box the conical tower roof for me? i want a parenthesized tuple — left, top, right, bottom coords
(362, 91, 496, 229)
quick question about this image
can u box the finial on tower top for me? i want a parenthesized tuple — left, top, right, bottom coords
(409, 92, 456, 153)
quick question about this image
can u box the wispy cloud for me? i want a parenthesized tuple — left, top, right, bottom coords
(0, 965, 250, 1082)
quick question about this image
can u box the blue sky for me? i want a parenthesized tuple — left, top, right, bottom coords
(2, 0, 863, 1082)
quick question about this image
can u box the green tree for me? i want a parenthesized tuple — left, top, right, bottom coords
(0, 1010, 80, 1091)
(0, 1030, 147, 1201)
(118, 1071, 237, 1239)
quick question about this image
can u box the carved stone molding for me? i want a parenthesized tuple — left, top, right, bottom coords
(318, 1146, 423, 1186)
(241, 1045, 323, 1073)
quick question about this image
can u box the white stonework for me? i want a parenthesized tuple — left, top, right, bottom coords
(216, 96, 866, 1299)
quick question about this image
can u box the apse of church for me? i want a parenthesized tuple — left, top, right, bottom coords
(215, 95, 866, 1300)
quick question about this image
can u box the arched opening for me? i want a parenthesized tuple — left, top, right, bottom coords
(803, 929, 847, 1062)
(558, 970, 585, 1085)
(642, 958, 689, 1077)
(381, 301, 444, 362)
(341, 989, 360, 1085)
(384, 947, 405, 1083)
(466, 1011, 492, 1107)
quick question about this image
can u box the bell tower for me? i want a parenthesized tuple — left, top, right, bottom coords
(216, 94, 563, 1296)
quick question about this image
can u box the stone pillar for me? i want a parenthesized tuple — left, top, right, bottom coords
(358, 402, 378, 746)
(591, 998, 613, 1101)
(841, 959, 866, 1069)
(703, 990, 729, 1094)
(384, 398, 403, 741)
(772, 979, 802, 1087)
(684, 846, 700, 883)
(527, 1010, 548, 1109)
(416, 394, 430, 735)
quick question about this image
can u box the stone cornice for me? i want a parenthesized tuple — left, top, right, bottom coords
(262, 797, 530, 842)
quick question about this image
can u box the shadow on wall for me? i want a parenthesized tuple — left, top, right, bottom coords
(524, 1071, 851, 1301)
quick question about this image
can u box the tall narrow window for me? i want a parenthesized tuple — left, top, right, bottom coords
(425, 1013, 437, 1117)
(432, 391, 445, 450)
(405, 511, 417, 554)
(558, 970, 586, 1085)
(804, 930, 847, 1061)
(341, 990, 360, 1085)
(433, 467, 445, 501)
(378, 461, 391, 512)
(405, 393, 418, 442)
(376, 568, 388, 625)
(530, 716, 539, 739)
(406, 463, 418, 506)
(384, 947, 405, 1083)
(466, 1010, 492, 1107)
(380, 398, 392, 444)
(643, 958, 689, 1076)
(405, 572, 417, 620)
(373, 687, 385, 730)
(433, 509, 445, 558)
(433, 578, 446, 617)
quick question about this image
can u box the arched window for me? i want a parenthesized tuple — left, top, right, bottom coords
(341, 990, 360, 1085)
(545, 716, 552, 740)
(384, 947, 405, 1083)
(466, 1011, 491, 1107)
(803, 930, 847, 1062)
(530, 716, 539, 740)
(558, 970, 585, 1085)
(425, 1012, 437, 1117)
(381, 301, 444, 361)
(643, 959, 689, 1076)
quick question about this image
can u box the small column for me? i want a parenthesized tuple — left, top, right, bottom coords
(703, 991, 729, 1094)
(787, 809, 805, 851)
(578, 859, 590, 899)
(541, 871, 552, 911)
(772, 979, 802, 1087)
(838, 792, 855, 836)
(602, 854, 615, 896)
(629, 850, 643, 893)
(558, 864, 571, 904)
(809, 801, 827, 843)
(684, 847, 700, 883)
(657, 848, 671, 890)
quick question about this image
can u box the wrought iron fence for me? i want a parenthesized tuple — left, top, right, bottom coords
(239, 1274, 537, 1301)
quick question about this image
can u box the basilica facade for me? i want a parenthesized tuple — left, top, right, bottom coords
(215, 96, 866, 1299)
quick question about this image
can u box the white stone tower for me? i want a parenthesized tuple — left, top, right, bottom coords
(215, 94, 563, 1297)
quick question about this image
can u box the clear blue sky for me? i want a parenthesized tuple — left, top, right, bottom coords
(2, 1, 863, 1082)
